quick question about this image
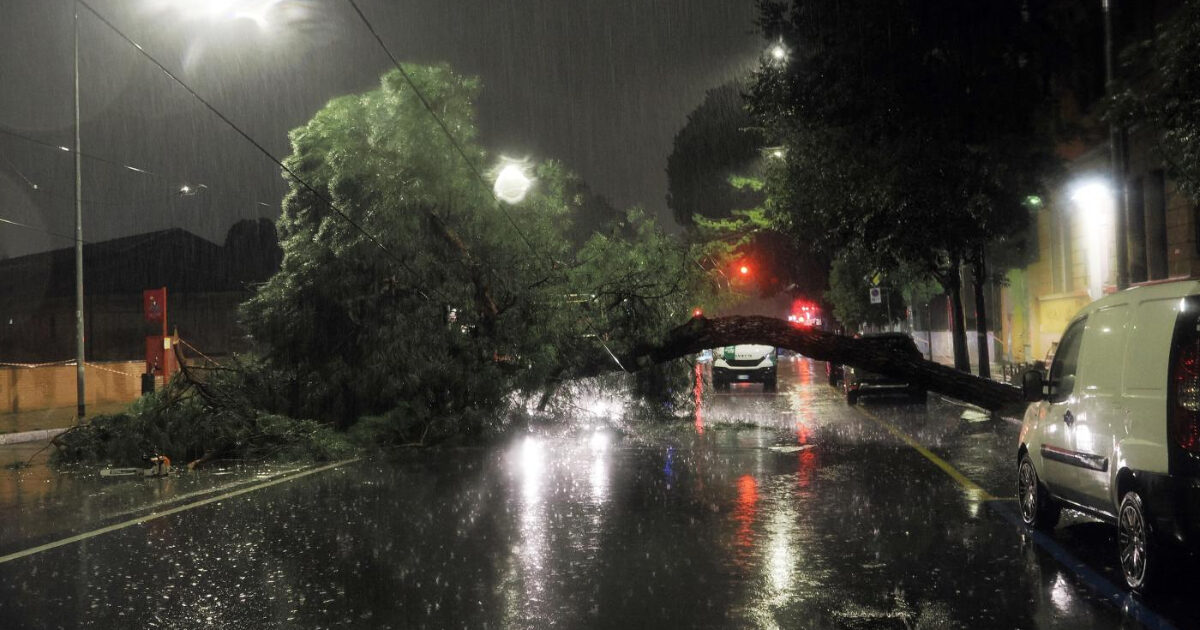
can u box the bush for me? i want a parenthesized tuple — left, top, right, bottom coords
(52, 375, 353, 468)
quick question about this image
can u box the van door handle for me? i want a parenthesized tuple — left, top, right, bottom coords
(1063, 410, 1074, 426)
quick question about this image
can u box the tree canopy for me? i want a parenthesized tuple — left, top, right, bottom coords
(1111, 0, 1200, 201)
(666, 81, 766, 226)
(747, 0, 1059, 367)
(240, 65, 712, 436)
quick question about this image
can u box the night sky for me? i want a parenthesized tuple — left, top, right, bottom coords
(0, 0, 763, 258)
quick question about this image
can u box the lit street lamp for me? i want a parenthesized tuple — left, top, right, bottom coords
(767, 41, 789, 66)
(493, 160, 532, 204)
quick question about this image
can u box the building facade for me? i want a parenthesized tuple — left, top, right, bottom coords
(1000, 0, 1198, 364)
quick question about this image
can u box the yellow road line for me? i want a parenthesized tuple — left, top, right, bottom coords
(854, 407, 997, 501)
(0, 458, 359, 565)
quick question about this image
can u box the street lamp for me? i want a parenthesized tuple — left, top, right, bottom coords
(767, 41, 789, 66)
(493, 159, 533, 204)
(73, 1, 85, 418)
(147, 0, 286, 30)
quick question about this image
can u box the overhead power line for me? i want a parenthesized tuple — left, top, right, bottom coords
(0, 126, 161, 178)
(0, 127, 277, 209)
(76, 0, 440, 302)
(343, 0, 552, 269)
(0, 215, 88, 244)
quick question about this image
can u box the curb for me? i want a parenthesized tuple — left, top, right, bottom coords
(932, 392, 1023, 427)
(0, 428, 68, 445)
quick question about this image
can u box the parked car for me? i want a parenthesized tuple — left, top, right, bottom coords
(841, 332, 925, 405)
(712, 344, 777, 391)
(826, 362, 843, 387)
(1017, 279, 1200, 591)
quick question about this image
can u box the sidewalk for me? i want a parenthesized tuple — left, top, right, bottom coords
(0, 402, 130, 445)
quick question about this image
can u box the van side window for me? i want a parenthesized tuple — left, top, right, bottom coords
(1049, 318, 1086, 403)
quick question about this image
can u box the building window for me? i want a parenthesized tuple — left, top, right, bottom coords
(1050, 204, 1073, 294)
(1194, 204, 1200, 258)
(1145, 169, 1168, 280)
(1128, 176, 1147, 283)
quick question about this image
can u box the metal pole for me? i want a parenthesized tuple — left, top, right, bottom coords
(74, 1, 86, 418)
(1104, 0, 1130, 290)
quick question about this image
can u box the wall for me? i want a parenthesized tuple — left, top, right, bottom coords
(0, 361, 142, 414)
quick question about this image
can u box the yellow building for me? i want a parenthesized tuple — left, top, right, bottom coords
(1002, 142, 1200, 365)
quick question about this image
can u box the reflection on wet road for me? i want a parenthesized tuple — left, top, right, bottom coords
(0, 359, 1194, 628)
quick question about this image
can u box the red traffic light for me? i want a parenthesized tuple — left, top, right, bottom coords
(693, 308, 703, 318)
(739, 265, 750, 275)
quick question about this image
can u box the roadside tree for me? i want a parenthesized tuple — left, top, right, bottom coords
(748, 0, 1057, 373)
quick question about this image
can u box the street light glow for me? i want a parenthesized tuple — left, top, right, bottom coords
(494, 161, 533, 204)
(149, 0, 286, 29)
(1070, 179, 1115, 299)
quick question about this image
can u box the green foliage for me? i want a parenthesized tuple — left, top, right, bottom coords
(1110, 0, 1200, 201)
(52, 374, 354, 467)
(666, 81, 766, 226)
(825, 252, 913, 330)
(58, 64, 714, 464)
(233, 64, 712, 439)
(749, 0, 1056, 281)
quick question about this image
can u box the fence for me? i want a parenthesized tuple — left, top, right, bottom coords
(0, 360, 143, 414)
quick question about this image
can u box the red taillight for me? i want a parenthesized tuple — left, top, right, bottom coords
(1172, 332, 1200, 452)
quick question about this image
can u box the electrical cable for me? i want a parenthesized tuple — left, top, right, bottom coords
(0, 126, 162, 178)
(343, 0, 552, 269)
(343, 0, 643, 371)
(0, 129, 278, 209)
(0, 215, 87, 244)
(76, 0, 443, 302)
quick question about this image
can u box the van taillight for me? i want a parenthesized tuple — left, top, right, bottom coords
(1172, 310, 1200, 452)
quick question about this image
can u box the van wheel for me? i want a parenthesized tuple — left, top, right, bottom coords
(1018, 454, 1060, 530)
(764, 378, 777, 393)
(847, 391, 859, 406)
(1118, 490, 1157, 592)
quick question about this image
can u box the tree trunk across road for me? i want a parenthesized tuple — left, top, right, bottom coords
(612, 315, 1024, 414)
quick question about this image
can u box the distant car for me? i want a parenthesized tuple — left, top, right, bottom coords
(826, 362, 843, 387)
(712, 344, 777, 392)
(842, 332, 925, 405)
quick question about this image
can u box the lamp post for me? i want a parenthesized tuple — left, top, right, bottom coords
(73, 0, 86, 418)
(1103, 0, 1129, 289)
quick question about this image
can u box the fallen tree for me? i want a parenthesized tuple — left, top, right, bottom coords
(598, 315, 1024, 413)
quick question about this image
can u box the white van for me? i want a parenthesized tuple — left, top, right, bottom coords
(712, 344, 777, 391)
(1018, 279, 1200, 591)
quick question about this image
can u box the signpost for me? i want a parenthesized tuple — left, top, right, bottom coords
(142, 287, 175, 389)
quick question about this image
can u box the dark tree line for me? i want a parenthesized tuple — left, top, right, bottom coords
(742, 0, 1065, 374)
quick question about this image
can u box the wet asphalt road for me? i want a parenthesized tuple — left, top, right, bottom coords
(0, 358, 1197, 628)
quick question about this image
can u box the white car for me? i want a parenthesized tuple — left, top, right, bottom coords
(712, 344, 777, 391)
(1017, 279, 1200, 591)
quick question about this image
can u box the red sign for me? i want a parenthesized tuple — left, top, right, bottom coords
(145, 335, 176, 377)
(144, 288, 166, 323)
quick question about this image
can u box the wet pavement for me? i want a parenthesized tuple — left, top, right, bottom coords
(0, 358, 1197, 628)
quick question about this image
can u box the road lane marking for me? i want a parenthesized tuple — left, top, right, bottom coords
(988, 501, 1178, 630)
(852, 405, 1178, 629)
(853, 406, 996, 501)
(0, 458, 359, 565)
